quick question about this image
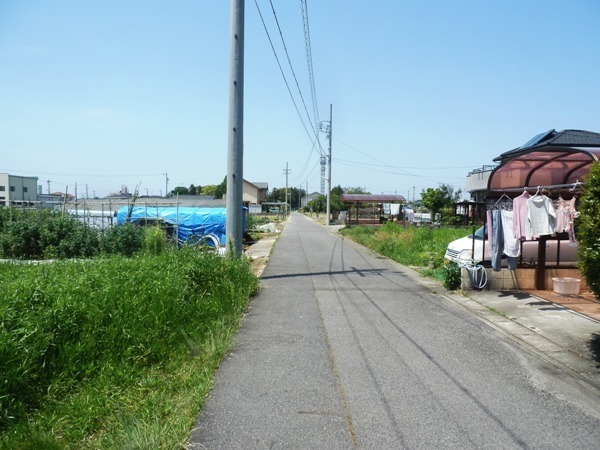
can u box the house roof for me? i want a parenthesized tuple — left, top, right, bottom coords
(494, 129, 600, 163)
(488, 129, 600, 192)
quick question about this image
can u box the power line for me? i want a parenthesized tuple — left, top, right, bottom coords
(301, 0, 320, 128)
(253, 0, 316, 150)
(268, 0, 318, 138)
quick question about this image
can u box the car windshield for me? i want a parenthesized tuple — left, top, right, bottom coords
(469, 226, 486, 240)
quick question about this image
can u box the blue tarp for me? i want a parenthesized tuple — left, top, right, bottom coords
(116, 206, 244, 246)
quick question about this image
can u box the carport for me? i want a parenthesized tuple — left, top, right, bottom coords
(486, 129, 600, 289)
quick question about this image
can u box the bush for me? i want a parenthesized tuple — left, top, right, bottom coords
(443, 261, 462, 290)
(40, 216, 100, 258)
(578, 162, 600, 298)
(0, 210, 103, 259)
(99, 223, 145, 256)
(143, 225, 168, 255)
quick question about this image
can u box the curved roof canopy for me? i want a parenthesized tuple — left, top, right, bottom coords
(488, 129, 600, 191)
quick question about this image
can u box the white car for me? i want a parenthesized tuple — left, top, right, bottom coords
(444, 226, 578, 266)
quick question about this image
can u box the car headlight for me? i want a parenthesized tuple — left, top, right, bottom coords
(458, 249, 473, 261)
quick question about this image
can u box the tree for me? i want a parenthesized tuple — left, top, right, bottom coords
(578, 162, 600, 298)
(170, 186, 190, 196)
(201, 185, 217, 196)
(420, 184, 462, 217)
(214, 176, 227, 199)
(344, 186, 371, 194)
(188, 184, 201, 195)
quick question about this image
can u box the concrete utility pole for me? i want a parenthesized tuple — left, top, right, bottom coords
(326, 104, 332, 226)
(226, 0, 245, 257)
(164, 172, 169, 198)
(283, 163, 290, 216)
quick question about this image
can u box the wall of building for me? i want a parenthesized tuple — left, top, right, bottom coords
(0, 174, 39, 206)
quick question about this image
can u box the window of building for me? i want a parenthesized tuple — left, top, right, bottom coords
(0, 186, 5, 191)
(23, 187, 28, 193)
(10, 186, 15, 192)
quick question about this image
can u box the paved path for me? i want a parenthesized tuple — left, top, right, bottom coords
(188, 213, 600, 449)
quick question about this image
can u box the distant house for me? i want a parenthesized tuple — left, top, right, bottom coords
(303, 191, 322, 207)
(242, 180, 268, 205)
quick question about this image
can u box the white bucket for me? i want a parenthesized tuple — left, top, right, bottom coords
(552, 277, 581, 295)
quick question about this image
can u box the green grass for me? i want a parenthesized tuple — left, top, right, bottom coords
(341, 222, 469, 270)
(0, 249, 258, 449)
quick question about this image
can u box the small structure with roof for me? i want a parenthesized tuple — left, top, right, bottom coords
(339, 194, 407, 226)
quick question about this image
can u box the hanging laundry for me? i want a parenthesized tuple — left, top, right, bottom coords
(554, 196, 576, 234)
(525, 194, 557, 240)
(500, 210, 520, 259)
(491, 210, 502, 272)
(390, 203, 400, 216)
(512, 190, 530, 240)
(485, 210, 492, 258)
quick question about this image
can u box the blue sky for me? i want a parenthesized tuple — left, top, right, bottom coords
(1, 1, 599, 199)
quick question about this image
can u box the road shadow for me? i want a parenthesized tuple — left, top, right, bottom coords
(589, 333, 600, 368)
(498, 290, 532, 300)
(261, 267, 390, 280)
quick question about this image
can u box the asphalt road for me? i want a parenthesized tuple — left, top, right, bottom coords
(188, 213, 600, 449)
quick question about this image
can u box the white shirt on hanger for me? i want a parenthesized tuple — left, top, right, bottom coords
(525, 194, 557, 240)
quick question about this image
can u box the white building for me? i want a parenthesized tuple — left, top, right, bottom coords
(0, 173, 39, 207)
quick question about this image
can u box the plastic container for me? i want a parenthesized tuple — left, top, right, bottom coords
(552, 277, 581, 295)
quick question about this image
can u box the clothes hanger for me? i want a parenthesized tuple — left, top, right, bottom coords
(493, 193, 512, 209)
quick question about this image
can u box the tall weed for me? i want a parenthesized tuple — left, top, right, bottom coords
(341, 223, 469, 267)
(0, 249, 258, 446)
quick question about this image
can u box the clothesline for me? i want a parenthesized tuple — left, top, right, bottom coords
(488, 181, 585, 194)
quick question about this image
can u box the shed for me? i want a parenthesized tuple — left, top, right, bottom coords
(339, 194, 406, 226)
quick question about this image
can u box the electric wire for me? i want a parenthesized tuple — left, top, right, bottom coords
(268, 0, 318, 140)
(253, 0, 315, 148)
(301, 0, 321, 144)
(333, 137, 467, 187)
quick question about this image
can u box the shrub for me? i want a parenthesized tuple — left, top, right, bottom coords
(443, 261, 462, 290)
(99, 223, 144, 256)
(143, 225, 168, 255)
(578, 162, 600, 298)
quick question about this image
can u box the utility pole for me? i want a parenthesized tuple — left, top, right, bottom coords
(46, 179, 51, 194)
(226, 0, 245, 257)
(283, 163, 290, 216)
(326, 104, 332, 226)
(412, 186, 416, 203)
(164, 173, 169, 198)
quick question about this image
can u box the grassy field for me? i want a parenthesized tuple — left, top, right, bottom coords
(340, 222, 470, 281)
(0, 250, 258, 449)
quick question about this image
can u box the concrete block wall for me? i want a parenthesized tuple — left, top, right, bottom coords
(460, 267, 588, 291)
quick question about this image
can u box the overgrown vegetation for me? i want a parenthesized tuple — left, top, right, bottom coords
(341, 223, 468, 286)
(0, 209, 147, 259)
(0, 249, 258, 448)
(578, 162, 600, 298)
(0, 207, 258, 447)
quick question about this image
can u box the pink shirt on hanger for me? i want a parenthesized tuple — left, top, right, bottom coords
(512, 191, 530, 240)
